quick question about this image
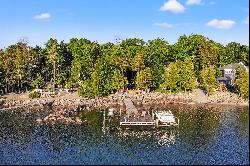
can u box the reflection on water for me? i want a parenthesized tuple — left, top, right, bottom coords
(155, 129, 178, 147)
(0, 106, 248, 165)
(115, 129, 179, 147)
(177, 107, 221, 150)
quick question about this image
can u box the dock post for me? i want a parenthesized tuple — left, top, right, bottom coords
(155, 119, 159, 128)
(102, 110, 106, 133)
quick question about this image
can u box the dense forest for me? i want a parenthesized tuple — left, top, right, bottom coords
(0, 34, 249, 98)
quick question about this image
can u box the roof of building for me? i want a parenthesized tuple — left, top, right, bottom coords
(219, 62, 249, 71)
(219, 63, 242, 70)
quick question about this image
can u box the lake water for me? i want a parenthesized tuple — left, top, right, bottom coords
(0, 105, 248, 165)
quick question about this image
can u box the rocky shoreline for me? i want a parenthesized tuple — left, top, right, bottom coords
(0, 91, 248, 112)
(0, 90, 248, 125)
(36, 108, 86, 125)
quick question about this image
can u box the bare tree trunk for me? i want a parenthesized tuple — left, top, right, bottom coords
(20, 81, 22, 93)
(18, 79, 20, 93)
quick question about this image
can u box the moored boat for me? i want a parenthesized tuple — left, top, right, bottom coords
(154, 110, 179, 127)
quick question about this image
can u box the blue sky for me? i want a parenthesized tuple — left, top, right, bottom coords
(0, 0, 249, 48)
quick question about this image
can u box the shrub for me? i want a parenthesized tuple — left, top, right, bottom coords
(29, 91, 41, 99)
(78, 80, 95, 98)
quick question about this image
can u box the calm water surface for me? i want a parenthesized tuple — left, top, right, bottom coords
(0, 106, 248, 165)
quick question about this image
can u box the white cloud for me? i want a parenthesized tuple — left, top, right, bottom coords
(243, 16, 249, 25)
(160, 0, 185, 13)
(186, 0, 202, 5)
(206, 19, 235, 29)
(34, 13, 51, 20)
(155, 22, 173, 28)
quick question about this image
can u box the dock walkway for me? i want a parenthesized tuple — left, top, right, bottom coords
(120, 97, 154, 126)
(123, 98, 138, 116)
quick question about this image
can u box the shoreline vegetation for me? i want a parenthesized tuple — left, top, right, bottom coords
(0, 35, 249, 121)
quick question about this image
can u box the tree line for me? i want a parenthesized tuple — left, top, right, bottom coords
(0, 34, 249, 98)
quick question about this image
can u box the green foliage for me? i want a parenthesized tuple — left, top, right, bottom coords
(174, 34, 205, 62)
(161, 58, 197, 92)
(0, 50, 5, 91)
(219, 42, 249, 67)
(131, 53, 145, 71)
(90, 56, 114, 96)
(240, 45, 249, 66)
(234, 66, 249, 99)
(0, 35, 248, 100)
(32, 76, 45, 89)
(161, 62, 179, 92)
(179, 58, 197, 91)
(135, 67, 154, 90)
(69, 38, 100, 84)
(77, 53, 127, 97)
(111, 69, 127, 92)
(200, 40, 220, 69)
(29, 91, 41, 99)
(65, 80, 74, 89)
(216, 68, 222, 77)
(200, 65, 218, 95)
(0, 42, 38, 93)
(78, 79, 95, 98)
(144, 38, 169, 88)
(222, 42, 241, 65)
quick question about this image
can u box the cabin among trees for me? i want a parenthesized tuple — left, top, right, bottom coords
(217, 62, 249, 87)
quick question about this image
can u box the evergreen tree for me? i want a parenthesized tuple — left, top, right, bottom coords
(161, 62, 179, 92)
(111, 69, 127, 92)
(46, 38, 58, 92)
(179, 58, 197, 91)
(234, 66, 249, 99)
(135, 67, 154, 90)
(200, 65, 218, 96)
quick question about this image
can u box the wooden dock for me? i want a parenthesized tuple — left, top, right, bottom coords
(119, 97, 179, 127)
(120, 121, 155, 126)
(120, 98, 155, 126)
